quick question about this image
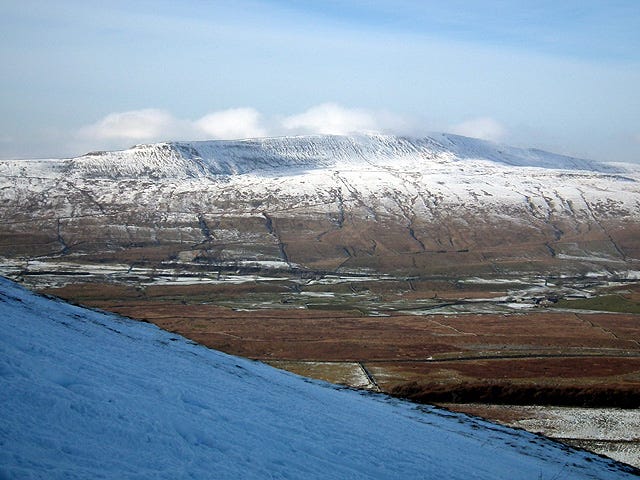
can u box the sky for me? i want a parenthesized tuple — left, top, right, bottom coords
(1, 0, 639, 162)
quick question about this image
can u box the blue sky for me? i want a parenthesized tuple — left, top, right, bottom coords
(1, 0, 638, 162)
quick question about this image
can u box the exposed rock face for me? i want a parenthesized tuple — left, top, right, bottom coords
(1, 133, 639, 278)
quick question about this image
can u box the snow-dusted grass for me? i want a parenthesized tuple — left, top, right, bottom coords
(442, 404, 640, 468)
(515, 405, 640, 442)
(0, 278, 637, 479)
(266, 361, 373, 389)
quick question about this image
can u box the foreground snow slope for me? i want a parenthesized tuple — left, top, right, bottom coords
(0, 278, 636, 479)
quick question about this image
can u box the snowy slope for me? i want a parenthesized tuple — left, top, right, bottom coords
(0, 133, 622, 180)
(431, 133, 620, 171)
(120, 133, 622, 176)
(0, 277, 636, 479)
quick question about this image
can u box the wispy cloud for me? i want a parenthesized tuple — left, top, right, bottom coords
(450, 117, 506, 142)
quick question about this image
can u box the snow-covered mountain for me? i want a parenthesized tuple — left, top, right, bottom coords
(68, 133, 625, 177)
(0, 133, 623, 179)
(1, 133, 639, 279)
(1, 276, 637, 479)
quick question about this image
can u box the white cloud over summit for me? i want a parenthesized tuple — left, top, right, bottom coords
(76, 103, 420, 151)
(73, 105, 512, 154)
(282, 103, 384, 135)
(450, 117, 506, 142)
(195, 108, 267, 139)
(78, 109, 181, 142)
(78, 108, 265, 146)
